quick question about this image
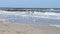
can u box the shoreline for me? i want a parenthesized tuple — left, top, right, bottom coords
(0, 23, 60, 34)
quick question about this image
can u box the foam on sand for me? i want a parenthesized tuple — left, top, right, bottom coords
(49, 24, 60, 27)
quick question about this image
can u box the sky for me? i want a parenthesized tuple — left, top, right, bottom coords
(0, 0, 60, 8)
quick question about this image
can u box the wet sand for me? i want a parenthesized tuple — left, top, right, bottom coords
(0, 22, 60, 34)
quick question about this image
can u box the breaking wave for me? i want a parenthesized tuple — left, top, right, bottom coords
(0, 10, 60, 25)
(0, 10, 60, 20)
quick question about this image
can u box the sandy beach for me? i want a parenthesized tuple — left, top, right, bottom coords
(0, 22, 60, 34)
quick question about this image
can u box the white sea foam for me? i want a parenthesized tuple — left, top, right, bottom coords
(0, 10, 60, 20)
(49, 24, 60, 27)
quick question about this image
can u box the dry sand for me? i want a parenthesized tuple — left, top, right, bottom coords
(0, 23, 60, 34)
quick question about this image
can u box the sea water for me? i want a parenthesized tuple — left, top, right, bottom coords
(0, 10, 60, 27)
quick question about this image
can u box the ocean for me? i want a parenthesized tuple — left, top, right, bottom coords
(0, 9, 60, 27)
